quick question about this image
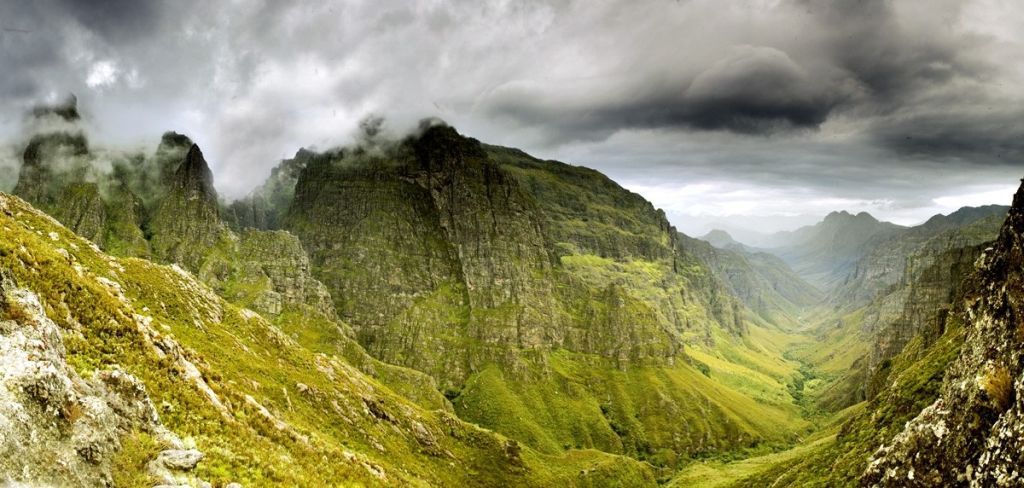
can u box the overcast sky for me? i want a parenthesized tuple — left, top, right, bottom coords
(2, 0, 1022, 238)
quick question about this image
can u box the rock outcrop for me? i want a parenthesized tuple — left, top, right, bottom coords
(863, 179, 1024, 487)
(0, 275, 210, 487)
(149, 144, 225, 270)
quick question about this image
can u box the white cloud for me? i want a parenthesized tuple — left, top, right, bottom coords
(85, 60, 119, 89)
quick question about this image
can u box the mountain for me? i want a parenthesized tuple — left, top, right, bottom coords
(0, 191, 656, 486)
(679, 234, 822, 328)
(766, 211, 906, 290)
(275, 129, 812, 466)
(6, 114, 819, 481)
(700, 229, 744, 250)
(8, 99, 1022, 487)
(148, 144, 225, 270)
(830, 205, 1009, 307)
(804, 214, 1005, 410)
(784, 206, 1009, 409)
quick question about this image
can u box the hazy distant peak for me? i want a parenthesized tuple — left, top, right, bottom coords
(823, 210, 879, 223)
(30, 94, 79, 122)
(700, 229, 739, 248)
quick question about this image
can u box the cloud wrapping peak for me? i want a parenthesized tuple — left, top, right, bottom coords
(0, 0, 1020, 233)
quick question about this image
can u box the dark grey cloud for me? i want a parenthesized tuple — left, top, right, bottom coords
(0, 0, 1020, 235)
(478, 0, 1004, 144)
(482, 46, 840, 138)
(53, 0, 162, 43)
(871, 108, 1024, 164)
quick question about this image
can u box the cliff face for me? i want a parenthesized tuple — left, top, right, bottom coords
(149, 144, 225, 271)
(490, 145, 675, 262)
(863, 180, 1024, 487)
(491, 144, 752, 341)
(679, 233, 821, 327)
(276, 129, 813, 466)
(810, 214, 1006, 409)
(832, 205, 1008, 308)
(286, 127, 762, 384)
(285, 127, 563, 382)
(863, 217, 1004, 398)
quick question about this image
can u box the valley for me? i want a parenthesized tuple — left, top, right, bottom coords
(0, 98, 1021, 487)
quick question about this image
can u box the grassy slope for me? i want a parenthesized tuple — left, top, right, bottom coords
(0, 192, 655, 487)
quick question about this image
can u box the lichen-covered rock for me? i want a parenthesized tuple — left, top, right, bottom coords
(863, 179, 1024, 487)
(0, 277, 197, 487)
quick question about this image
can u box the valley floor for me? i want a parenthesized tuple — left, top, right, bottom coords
(666, 306, 868, 487)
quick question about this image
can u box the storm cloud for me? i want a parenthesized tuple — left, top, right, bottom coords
(0, 0, 1021, 236)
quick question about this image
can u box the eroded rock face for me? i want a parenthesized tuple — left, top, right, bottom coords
(229, 229, 335, 318)
(862, 217, 1004, 400)
(149, 144, 225, 271)
(863, 180, 1024, 487)
(0, 277, 205, 487)
(286, 126, 560, 382)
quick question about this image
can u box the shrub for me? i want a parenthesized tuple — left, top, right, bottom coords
(980, 362, 1014, 412)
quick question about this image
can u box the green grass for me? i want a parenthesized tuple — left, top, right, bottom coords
(455, 349, 810, 471)
(0, 192, 657, 487)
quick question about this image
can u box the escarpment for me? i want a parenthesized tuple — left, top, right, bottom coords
(862, 180, 1024, 487)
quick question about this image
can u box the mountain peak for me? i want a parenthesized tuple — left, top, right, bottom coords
(159, 131, 193, 149)
(700, 229, 739, 248)
(174, 144, 217, 201)
(31, 94, 80, 122)
(1013, 177, 1024, 210)
(823, 210, 877, 223)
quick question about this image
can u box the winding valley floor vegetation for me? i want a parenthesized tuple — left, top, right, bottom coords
(2, 100, 1023, 487)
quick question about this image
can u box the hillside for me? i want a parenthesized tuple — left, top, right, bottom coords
(0, 191, 663, 486)
(4, 110, 826, 483)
